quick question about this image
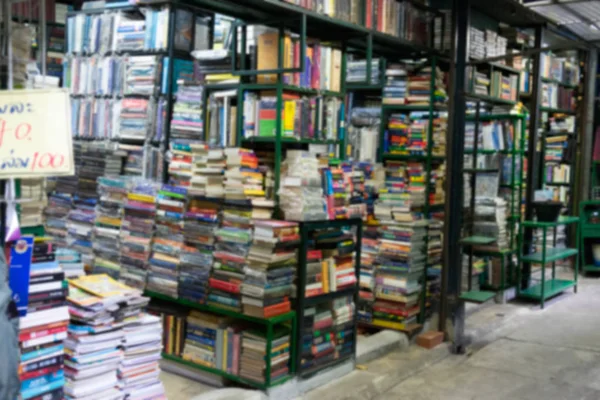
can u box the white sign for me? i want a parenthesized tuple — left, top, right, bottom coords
(0, 89, 74, 178)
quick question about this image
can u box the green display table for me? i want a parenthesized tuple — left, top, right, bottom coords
(518, 216, 579, 308)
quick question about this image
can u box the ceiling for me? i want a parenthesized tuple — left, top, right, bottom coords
(524, 0, 600, 43)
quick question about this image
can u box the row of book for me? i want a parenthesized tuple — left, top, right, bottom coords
(545, 163, 571, 184)
(242, 92, 342, 142)
(465, 120, 517, 152)
(469, 27, 508, 61)
(282, 0, 362, 25)
(151, 306, 292, 385)
(71, 96, 165, 142)
(346, 58, 381, 85)
(383, 111, 448, 157)
(541, 83, 576, 111)
(67, 6, 206, 54)
(541, 54, 580, 85)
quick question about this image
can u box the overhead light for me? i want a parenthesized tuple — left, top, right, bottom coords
(590, 23, 600, 31)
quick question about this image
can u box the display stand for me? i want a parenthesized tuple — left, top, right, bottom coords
(295, 218, 361, 377)
(517, 216, 579, 308)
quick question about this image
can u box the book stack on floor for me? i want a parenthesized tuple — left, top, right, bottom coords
(119, 180, 158, 291)
(382, 64, 407, 105)
(168, 141, 194, 189)
(170, 84, 204, 141)
(242, 220, 299, 318)
(93, 177, 128, 279)
(179, 196, 221, 303)
(240, 326, 291, 384)
(426, 219, 443, 316)
(58, 248, 86, 279)
(65, 274, 156, 400)
(181, 310, 240, 373)
(383, 113, 417, 155)
(223, 148, 265, 202)
(20, 178, 47, 228)
(119, 313, 165, 399)
(18, 238, 69, 400)
(146, 185, 186, 298)
(193, 146, 226, 198)
(279, 150, 328, 221)
(301, 305, 334, 373)
(305, 249, 325, 298)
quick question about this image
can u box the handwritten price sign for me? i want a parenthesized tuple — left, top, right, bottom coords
(0, 89, 74, 178)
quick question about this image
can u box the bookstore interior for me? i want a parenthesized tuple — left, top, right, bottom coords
(2, 0, 600, 399)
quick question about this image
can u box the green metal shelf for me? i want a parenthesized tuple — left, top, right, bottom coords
(472, 248, 516, 256)
(144, 290, 295, 325)
(519, 279, 576, 301)
(460, 235, 496, 245)
(522, 216, 579, 228)
(582, 265, 600, 272)
(381, 104, 448, 111)
(459, 290, 496, 303)
(161, 353, 292, 389)
(540, 106, 576, 115)
(239, 83, 344, 98)
(544, 131, 574, 137)
(345, 83, 385, 91)
(464, 93, 518, 105)
(242, 136, 341, 146)
(520, 248, 578, 263)
(466, 113, 525, 121)
(464, 148, 500, 155)
(382, 153, 445, 162)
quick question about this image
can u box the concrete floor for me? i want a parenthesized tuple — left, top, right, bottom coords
(163, 273, 600, 400)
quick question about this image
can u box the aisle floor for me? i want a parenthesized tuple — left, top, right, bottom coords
(164, 273, 600, 400)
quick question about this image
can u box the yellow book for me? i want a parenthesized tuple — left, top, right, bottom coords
(68, 274, 136, 298)
(321, 260, 330, 294)
(127, 193, 155, 203)
(272, 342, 290, 353)
(372, 318, 407, 331)
(222, 329, 228, 371)
(183, 354, 214, 368)
(175, 317, 181, 356)
(283, 100, 296, 136)
(244, 189, 266, 196)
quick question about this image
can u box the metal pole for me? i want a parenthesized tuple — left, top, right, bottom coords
(579, 49, 596, 200)
(40, 0, 47, 78)
(522, 25, 544, 290)
(439, 0, 468, 348)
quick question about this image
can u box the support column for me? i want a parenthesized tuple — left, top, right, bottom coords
(578, 49, 597, 202)
(439, 0, 468, 353)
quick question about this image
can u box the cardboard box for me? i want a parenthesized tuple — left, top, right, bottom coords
(416, 331, 444, 350)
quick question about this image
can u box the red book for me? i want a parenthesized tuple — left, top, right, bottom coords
(18, 322, 67, 340)
(19, 366, 63, 382)
(232, 333, 240, 375)
(307, 250, 322, 260)
(366, 0, 373, 28)
(263, 301, 291, 318)
(19, 326, 67, 343)
(377, 0, 384, 32)
(311, 44, 321, 89)
(209, 278, 240, 294)
(305, 288, 324, 297)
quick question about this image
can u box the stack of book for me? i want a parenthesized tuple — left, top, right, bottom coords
(283, 0, 362, 25)
(490, 72, 518, 102)
(279, 150, 327, 221)
(57, 248, 85, 279)
(426, 219, 443, 316)
(406, 66, 447, 106)
(471, 70, 490, 96)
(17, 238, 69, 400)
(179, 196, 221, 303)
(93, 177, 128, 279)
(305, 249, 325, 298)
(65, 274, 154, 400)
(472, 197, 509, 251)
(168, 141, 195, 189)
(469, 27, 485, 60)
(358, 237, 378, 323)
(312, 228, 357, 293)
(383, 113, 417, 155)
(331, 296, 355, 360)
(300, 304, 336, 373)
(322, 166, 349, 220)
(382, 64, 407, 105)
(170, 84, 204, 141)
(119, 313, 165, 399)
(19, 178, 47, 227)
(224, 148, 265, 201)
(240, 327, 291, 384)
(181, 311, 239, 373)
(208, 204, 252, 312)
(118, 98, 156, 141)
(430, 112, 448, 158)
(196, 147, 227, 198)
(346, 58, 380, 85)
(146, 185, 186, 298)
(242, 220, 299, 318)
(119, 180, 158, 291)
(45, 192, 73, 248)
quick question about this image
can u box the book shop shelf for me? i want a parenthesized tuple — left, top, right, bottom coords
(295, 218, 362, 377)
(539, 106, 576, 115)
(517, 217, 579, 308)
(579, 201, 600, 273)
(145, 290, 297, 388)
(541, 76, 578, 89)
(460, 111, 527, 299)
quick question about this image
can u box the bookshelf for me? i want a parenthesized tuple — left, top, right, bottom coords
(460, 110, 527, 303)
(146, 290, 297, 389)
(294, 218, 362, 377)
(64, 1, 215, 180)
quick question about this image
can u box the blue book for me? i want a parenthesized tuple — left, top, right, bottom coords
(187, 333, 216, 348)
(21, 344, 64, 363)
